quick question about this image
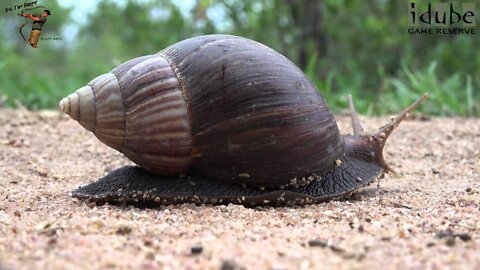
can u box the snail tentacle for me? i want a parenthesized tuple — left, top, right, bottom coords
(348, 94, 365, 136)
(374, 93, 429, 148)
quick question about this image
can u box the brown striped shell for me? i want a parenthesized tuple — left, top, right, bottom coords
(60, 55, 191, 175)
(60, 35, 345, 188)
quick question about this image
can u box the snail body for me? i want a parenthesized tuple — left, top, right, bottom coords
(60, 35, 427, 206)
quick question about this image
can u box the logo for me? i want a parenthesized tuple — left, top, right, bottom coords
(408, 2, 476, 35)
(4, 1, 61, 48)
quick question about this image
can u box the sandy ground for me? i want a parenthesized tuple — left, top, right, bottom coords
(0, 108, 479, 270)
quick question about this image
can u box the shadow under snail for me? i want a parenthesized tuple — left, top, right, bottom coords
(59, 34, 428, 206)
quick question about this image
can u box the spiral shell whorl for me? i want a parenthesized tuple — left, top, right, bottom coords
(60, 55, 192, 176)
(111, 55, 192, 175)
(59, 72, 127, 152)
(59, 86, 95, 132)
(158, 35, 344, 187)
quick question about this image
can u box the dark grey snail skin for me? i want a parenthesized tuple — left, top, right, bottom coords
(71, 153, 382, 206)
(62, 34, 428, 207)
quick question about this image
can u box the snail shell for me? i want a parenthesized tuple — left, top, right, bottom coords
(60, 35, 428, 206)
(60, 55, 191, 175)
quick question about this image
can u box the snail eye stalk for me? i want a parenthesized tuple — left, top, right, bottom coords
(348, 94, 365, 136)
(375, 93, 429, 149)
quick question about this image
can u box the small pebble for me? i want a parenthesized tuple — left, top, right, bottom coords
(143, 239, 153, 246)
(308, 239, 328, 247)
(220, 259, 245, 270)
(145, 252, 155, 260)
(335, 159, 342, 166)
(115, 225, 132, 235)
(329, 245, 345, 253)
(191, 245, 203, 255)
(456, 233, 472, 242)
(445, 237, 455, 247)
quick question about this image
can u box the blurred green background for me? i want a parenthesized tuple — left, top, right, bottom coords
(0, 0, 479, 116)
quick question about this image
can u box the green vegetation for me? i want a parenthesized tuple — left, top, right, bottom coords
(0, 0, 478, 116)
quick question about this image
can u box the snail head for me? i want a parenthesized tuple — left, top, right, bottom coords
(345, 93, 429, 174)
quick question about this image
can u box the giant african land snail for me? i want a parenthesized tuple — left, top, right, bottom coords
(59, 35, 428, 206)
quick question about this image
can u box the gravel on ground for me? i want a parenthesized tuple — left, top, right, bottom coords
(0, 108, 479, 269)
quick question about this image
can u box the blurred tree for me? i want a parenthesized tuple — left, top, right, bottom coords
(286, 0, 326, 68)
(0, 0, 478, 115)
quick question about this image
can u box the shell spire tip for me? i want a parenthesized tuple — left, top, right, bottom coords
(59, 86, 96, 128)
